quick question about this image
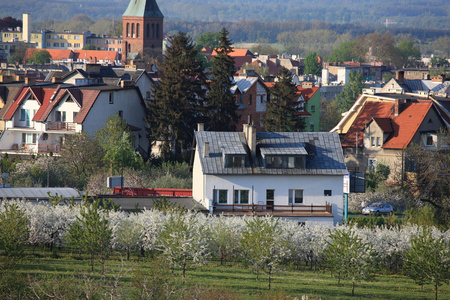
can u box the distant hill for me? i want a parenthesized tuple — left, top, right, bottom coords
(1, 0, 448, 29)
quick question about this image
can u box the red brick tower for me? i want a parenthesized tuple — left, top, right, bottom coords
(122, 0, 164, 64)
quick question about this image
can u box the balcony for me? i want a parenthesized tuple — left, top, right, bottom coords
(213, 202, 333, 217)
(45, 121, 76, 131)
(38, 144, 61, 153)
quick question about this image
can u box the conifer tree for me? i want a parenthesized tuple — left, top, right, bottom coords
(146, 31, 206, 159)
(206, 27, 239, 131)
(264, 67, 305, 132)
(336, 70, 365, 113)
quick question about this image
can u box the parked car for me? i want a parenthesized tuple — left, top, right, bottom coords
(362, 203, 393, 215)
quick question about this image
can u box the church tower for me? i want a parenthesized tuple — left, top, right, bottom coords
(122, 0, 164, 63)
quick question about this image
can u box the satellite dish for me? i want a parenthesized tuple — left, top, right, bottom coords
(43, 133, 48, 140)
(2, 173, 8, 179)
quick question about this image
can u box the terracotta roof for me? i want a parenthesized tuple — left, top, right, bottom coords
(296, 87, 320, 102)
(73, 89, 102, 123)
(211, 48, 254, 57)
(3, 86, 56, 120)
(341, 101, 394, 148)
(372, 118, 393, 132)
(24, 48, 73, 62)
(0, 85, 24, 119)
(73, 50, 119, 62)
(342, 100, 438, 149)
(3, 87, 31, 119)
(383, 101, 433, 149)
(33, 88, 57, 121)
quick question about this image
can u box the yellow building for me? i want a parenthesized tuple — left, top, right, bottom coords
(43, 31, 90, 51)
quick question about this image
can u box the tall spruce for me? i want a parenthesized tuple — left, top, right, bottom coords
(336, 70, 365, 113)
(206, 27, 239, 131)
(264, 67, 305, 132)
(146, 31, 206, 159)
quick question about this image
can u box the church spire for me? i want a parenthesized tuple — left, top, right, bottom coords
(123, 0, 163, 18)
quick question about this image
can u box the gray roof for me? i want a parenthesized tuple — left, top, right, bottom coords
(0, 187, 81, 200)
(195, 131, 347, 176)
(123, 0, 163, 18)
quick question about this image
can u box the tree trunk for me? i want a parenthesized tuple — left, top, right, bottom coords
(90, 254, 94, 272)
(127, 247, 130, 261)
(352, 281, 355, 296)
(268, 268, 272, 290)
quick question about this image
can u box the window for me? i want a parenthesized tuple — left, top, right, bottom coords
(266, 155, 303, 169)
(55, 111, 66, 122)
(74, 43, 81, 48)
(289, 189, 303, 204)
(5, 33, 10, 38)
(310, 105, 315, 112)
(109, 92, 114, 104)
(46, 42, 51, 47)
(234, 190, 249, 204)
(213, 189, 228, 204)
(68, 35, 72, 39)
(22, 133, 37, 145)
(68, 43, 72, 47)
(118, 110, 123, 118)
(260, 95, 265, 103)
(53, 43, 59, 47)
(74, 36, 80, 40)
(20, 109, 32, 126)
(225, 155, 244, 168)
(371, 137, 375, 147)
(376, 137, 381, 147)
(426, 135, 433, 146)
(324, 190, 332, 196)
(310, 124, 314, 131)
(248, 94, 252, 105)
(136, 24, 140, 38)
(53, 35, 59, 39)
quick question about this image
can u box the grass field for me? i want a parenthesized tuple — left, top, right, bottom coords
(4, 248, 447, 300)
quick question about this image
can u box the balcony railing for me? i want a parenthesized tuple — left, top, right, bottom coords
(46, 121, 76, 131)
(213, 202, 332, 215)
(38, 144, 61, 153)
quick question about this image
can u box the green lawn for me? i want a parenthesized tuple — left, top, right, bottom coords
(5, 249, 447, 300)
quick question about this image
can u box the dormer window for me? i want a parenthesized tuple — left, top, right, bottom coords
(225, 155, 244, 168)
(266, 155, 304, 169)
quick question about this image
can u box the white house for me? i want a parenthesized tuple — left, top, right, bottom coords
(0, 84, 149, 158)
(192, 124, 348, 225)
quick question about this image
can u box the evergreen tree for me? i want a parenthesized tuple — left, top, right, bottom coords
(206, 27, 239, 131)
(336, 70, 365, 113)
(304, 52, 321, 77)
(264, 67, 305, 132)
(146, 31, 206, 159)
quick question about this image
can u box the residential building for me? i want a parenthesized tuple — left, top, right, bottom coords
(211, 48, 255, 70)
(331, 90, 450, 179)
(324, 61, 384, 84)
(43, 30, 91, 51)
(86, 35, 122, 52)
(380, 71, 450, 95)
(296, 86, 321, 132)
(122, 0, 164, 63)
(0, 83, 149, 158)
(232, 73, 269, 131)
(192, 124, 347, 225)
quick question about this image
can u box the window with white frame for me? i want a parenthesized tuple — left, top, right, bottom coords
(55, 111, 66, 122)
(234, 190, 249, 204)
(288, 189, 303, 204)
(22, 133, 37, 145)
(213, 189, 228, 204)
(20, 109, 32, 126)
(376, 137, 381, 147)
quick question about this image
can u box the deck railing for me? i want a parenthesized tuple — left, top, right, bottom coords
(214, 202, 332, 214)
(46, 121, 76, 131)
(38, 144, 61, 153)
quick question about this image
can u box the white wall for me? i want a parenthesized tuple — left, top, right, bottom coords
(193, 170, 344, 225)
(82, 88, 149, 152)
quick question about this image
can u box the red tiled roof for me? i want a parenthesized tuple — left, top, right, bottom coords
(296, 87, 320, 102)
(73, 89, 102, 123)
(341, 100, 436, 149)
(3, 86, 56, 120)
(372, 118, 393, 133)
(211, 48, 253, 57)
(341, 101, 394, 148)
(33, 88, 57, 121)
(3, 87, 29, 119)
(383, 102, 433, 149)
(24, 48, 73, 62)
(73, 50, 119, 62)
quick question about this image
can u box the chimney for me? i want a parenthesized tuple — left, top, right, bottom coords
(203, 142, 209, 157)
(22, 13, 30, 43)
(395, 70, 405, 83)
(394, 99, 404, 116)
(25, 77, 36, 86)
(197, 123, 204, 131)
(243, 124, 257, 158)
